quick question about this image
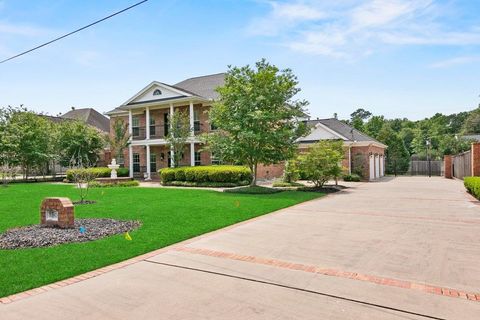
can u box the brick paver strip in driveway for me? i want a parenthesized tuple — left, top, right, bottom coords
(1, 177, 480, 320)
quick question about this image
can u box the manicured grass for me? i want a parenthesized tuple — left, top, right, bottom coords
(0, 183, 323, 297)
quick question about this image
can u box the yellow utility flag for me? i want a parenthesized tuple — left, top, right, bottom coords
(124, 232, 132, 241)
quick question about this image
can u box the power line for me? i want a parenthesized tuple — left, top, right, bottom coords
(0, 0, 149, 65)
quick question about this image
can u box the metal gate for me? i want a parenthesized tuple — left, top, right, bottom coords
(408, 160, 443, 176)
(452, 150, 471, 179)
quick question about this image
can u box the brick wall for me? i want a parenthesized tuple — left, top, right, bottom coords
(257, 163, 285, 180)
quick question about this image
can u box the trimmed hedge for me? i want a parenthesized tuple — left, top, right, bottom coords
(90, 180, 139, 188)
(159, 165, 252, 184)
(66, 167, 129, 182)
(223, 186, 282, 194)
(162, 181, 249, 188)
(343, 173, 361, 182)
(464, 177, 480, 199)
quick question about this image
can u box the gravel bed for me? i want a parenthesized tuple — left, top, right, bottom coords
(0, 219, 142, 249)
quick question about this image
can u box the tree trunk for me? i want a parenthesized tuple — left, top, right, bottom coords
(250, 163, 257, 186)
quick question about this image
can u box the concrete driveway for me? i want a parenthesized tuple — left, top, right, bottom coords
(2, 177, 480, 319)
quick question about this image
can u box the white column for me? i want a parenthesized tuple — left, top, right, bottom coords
(189, 101, 194, 136)
(128, 110, 133, 137)
(128, 145, 133, 178)
(145, 107, 150, 140)
(146, 144, 151, 180)
(169, 103, 174, 167)
(190, 142, 195, 166)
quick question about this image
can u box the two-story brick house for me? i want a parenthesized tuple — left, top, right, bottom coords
(106, 73, 229, 179)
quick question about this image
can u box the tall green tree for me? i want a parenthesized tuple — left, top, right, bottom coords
(57, 120, 105, 167)
(166, 111, 191, 168)
(461, 107, 480, 134)
(377, 125, 410, 175)
(207, 59, 308, 185)
(107, 119, 130, 160)
(298, 140, 344, 187)
(4, 110, 54, 177)
(349, 108, 372, 131)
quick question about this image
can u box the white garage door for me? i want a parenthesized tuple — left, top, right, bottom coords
(375, 155, 380, 178)
(369, 155, 375, 180)
(379, 156, 384, 176)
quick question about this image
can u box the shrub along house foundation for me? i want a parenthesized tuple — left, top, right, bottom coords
(297, 118, 387, 181)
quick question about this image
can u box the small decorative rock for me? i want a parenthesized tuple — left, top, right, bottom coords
(40, 197, 74, 228)
(0, 218, 142, 249)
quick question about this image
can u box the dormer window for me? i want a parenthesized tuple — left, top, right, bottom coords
(153, 89, 162, 96)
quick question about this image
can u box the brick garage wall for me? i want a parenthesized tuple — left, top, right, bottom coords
(257, 163, 285, 180)
(350, 145, 385, 180)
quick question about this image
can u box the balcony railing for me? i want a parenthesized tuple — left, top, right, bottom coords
(131, 123, 207, 140)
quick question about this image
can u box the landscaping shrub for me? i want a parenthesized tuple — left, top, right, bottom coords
(162, 181, 249, 188)
(272, 180, 304, 187)
(66, 167, 129, 182)
(464, 177, 480, 199)
(223, 186, 282, 194)
(343, 173, 361, 182)
(159, 166, 252, 184)
(90, 180, 139, 188)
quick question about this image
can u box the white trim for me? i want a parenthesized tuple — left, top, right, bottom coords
(128, 145, 133, 178)
(121, 81, 194, 107)
(146, 144, 151, 180)
(145, 106, 150, 140)
(315, 122, 349, 140)
(190, 142, 195, 166)
(189, 101, 194, 137)
(128, 110, 133, 138)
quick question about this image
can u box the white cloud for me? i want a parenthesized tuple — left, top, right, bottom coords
(247, 1, 325, 36)
(248, 0, 480, 58)
(429, 56, 480, 68)
(0, 21, 52, 37)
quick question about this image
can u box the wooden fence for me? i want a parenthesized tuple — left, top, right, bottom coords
(452, 150, 471, 179)
(408, 160, 443, 176)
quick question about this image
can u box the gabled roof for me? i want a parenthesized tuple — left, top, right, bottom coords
(61, 108, 110, 132)
(301, 118, 386, 146)
(174, 73, 225, 100)
(106, 73, 226, 115)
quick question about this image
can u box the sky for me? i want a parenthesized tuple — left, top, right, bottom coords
(0, 0, 480, 120)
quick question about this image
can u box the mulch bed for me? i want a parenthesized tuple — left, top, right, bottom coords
(0, 219, 142, 249)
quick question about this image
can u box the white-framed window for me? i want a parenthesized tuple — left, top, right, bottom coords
(132, 116, 140, 137)
(133, 153, 140, 173)
(194, 109, 201, 132)
(150, 153, 157, 172)
(149, 117, 156, 136)
(194, 152, 201, 166)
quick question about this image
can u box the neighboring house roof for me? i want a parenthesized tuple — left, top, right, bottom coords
(61, 108, 110, 132)
(299, 118, 387, 147)
(174, 73, 225, 100)
(462, 134, 480, 141)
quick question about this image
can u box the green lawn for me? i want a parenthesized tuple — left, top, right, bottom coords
(0, 183, 323, 297)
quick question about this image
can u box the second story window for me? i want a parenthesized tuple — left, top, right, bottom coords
(150, 117, 156, 136)
(194, 109, 200, 133)
(132, 116, 140, 137)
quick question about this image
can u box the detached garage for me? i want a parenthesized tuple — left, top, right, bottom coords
(298, 118, 387, 181)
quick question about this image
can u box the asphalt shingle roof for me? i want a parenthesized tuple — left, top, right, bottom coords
(61, 108, 110, 132)
(174, 73, 225, 100)
(303, 118, 383, 144)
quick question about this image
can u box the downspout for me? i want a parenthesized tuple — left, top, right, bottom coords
(348, 146, 352, 174)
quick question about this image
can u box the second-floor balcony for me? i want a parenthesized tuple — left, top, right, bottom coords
(132, 122, 204, 140)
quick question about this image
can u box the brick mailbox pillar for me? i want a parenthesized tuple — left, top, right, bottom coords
(40, 197, 75, 228)
(444, 155, 453, 179)
(472, 142, 480, 177)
